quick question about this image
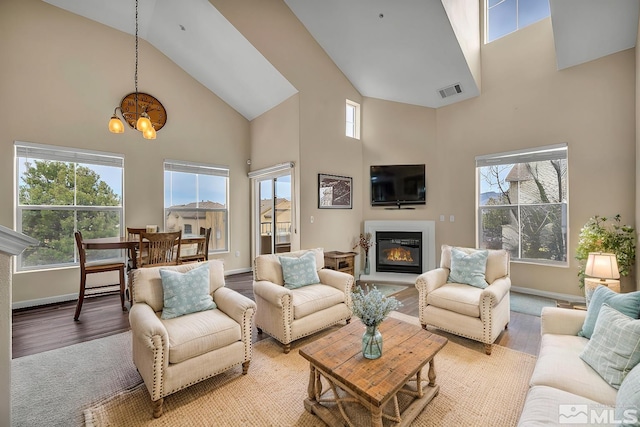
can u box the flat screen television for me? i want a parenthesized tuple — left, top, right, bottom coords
(370, 164, 426, 207)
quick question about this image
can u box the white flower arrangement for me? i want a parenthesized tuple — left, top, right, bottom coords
(351, 285, 402, 327)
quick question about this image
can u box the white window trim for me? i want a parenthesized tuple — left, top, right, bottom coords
(346, 99, 361, 140)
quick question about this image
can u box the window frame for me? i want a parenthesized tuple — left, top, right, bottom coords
(14, 141, 125, 272)
(346, 99, 361, 140)
(476, 143, 568, 266)
(163, 159, 230, 254)
(485, 0, 550, 44)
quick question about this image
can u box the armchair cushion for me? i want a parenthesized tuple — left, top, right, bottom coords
(578, 285, 640, 339)
(279, 251, 320, 289)
(254, 248, 324, 286)
(447, 247, 489, 289)
(160, 263, 216, 319)
(163, 309, 242, 364)
(580, 304, 640, 389)
(293, 284, 346, 319)
(427, 283, 483, 317)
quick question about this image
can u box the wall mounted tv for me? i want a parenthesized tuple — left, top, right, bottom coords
(370, 164, 426, 208)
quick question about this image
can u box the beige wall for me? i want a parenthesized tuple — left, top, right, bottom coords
(2, 0, 251, 304)
(436, 18, 636, 297)
(636, 14, 640, 292)
(213, 0, 364, 256)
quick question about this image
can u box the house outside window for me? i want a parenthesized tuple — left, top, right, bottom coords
(476, 143, 568, 265)
(486, 0, 550, 43)
(164, 160, 229, 253)
(15, 142, 124, 271)
(346, 99, 360, 139)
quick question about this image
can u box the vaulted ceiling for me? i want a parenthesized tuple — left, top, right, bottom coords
(44, 0, 639, 120)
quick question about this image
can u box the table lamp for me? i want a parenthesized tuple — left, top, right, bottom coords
(585, 252, 621, 294)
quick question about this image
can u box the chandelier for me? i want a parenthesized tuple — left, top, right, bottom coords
(108, 0, 166, 140)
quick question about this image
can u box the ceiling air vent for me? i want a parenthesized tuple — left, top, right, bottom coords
(438, 83, 463, 99)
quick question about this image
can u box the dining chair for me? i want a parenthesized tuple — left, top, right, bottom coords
(126, 227, 147, 269)
(140, 230, 182, 267)
(73, 231, 127, 321)
(179, 227, 212, 264)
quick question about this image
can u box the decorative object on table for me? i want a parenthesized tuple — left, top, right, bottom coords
(575, 214, 635, 290)
(107, 0, 166, 140)
(318, 173, 352, 209)
(353, 232, 373, 275)
(584, 252, 621, 307)
(351, 285, 402, 359)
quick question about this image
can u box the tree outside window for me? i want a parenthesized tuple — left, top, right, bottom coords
(477, 144, 568, 265)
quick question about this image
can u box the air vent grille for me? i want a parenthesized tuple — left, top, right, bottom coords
(438, 83, 463, 99)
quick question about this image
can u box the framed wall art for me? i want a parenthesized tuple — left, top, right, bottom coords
(318, 173, 352, 209)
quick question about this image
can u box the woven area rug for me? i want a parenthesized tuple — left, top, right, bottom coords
(84, 312, 536, 426)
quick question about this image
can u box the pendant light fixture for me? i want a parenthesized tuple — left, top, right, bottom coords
(108, 0, 166, 140)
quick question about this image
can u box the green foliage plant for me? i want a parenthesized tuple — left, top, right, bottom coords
(351, 285, 402, 327)
(575, 214, 636, 288)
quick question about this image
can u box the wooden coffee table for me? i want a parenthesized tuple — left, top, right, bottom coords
(299, 316, 448, 427)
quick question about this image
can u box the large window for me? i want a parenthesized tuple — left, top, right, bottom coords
(486, 0, 550, 43)
(15, 142, 124, 271)
(476, 143, 568, 265)
(164, 160, 229, 253)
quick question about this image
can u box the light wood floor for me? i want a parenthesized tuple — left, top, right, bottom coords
(11, 272, 541, 358)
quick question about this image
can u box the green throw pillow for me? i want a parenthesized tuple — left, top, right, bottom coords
(160, 263, 216, 320)
(578, 286, 640, 339)
(580, 304, 640, 389)
(447, 247, 489, 289)
(616, 363, 640, 426)
(279, 251, 320, 290)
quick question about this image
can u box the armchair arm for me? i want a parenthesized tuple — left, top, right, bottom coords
(129, 303, 169, 356)
(481, 276, 511, 306)
(252, 280, 292, 307)
(214, 287, 257, 327)
(317, 268, 355, 308)
(540, 306, 587, 336)
(415, 268, 449, 296)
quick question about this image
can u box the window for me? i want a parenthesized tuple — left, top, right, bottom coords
(346, 99, 360, 139)
(476, 143, 568, 265)
(15, 142, 124, 271)
(164, 160, 229, 253)
(486, 0, 550, 43)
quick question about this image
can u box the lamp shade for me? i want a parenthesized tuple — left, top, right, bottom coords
(136, 113, 152, 132)
(142, 125, 156, 140)
(108, 115, 125, 134)
(585, 252, 620, 280)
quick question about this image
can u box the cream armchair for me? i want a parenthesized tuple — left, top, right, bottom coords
(253, 248, 353, 353)
(416, 245, 510, 355)
(129, 260, 256, 417)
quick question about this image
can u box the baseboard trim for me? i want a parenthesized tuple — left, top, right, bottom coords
(12, 293, 78, 310)
(511, 286, 585, 304)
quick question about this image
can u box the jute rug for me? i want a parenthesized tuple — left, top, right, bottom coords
(84, 312, 536, 426)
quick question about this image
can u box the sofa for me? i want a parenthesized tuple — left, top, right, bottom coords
(415, 245, 511, 355)
(253, 248, 353, 353)
(518, 305, 640, 426)
(129, 260, 256, 417)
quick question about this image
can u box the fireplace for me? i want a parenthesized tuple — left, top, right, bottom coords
(376, 231, 422, 274)
(361, 220, 436, 284)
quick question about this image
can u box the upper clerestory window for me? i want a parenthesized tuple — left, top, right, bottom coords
(486, 0, 550, 43)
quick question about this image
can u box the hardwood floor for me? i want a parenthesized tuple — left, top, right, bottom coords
(11, 272, 541, 358)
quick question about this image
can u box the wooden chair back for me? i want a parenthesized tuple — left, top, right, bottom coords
(126, 227, 147, 267)
(140, 230, 182, 267)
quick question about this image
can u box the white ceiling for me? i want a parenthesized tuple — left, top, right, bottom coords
(43, 0, 639, 119)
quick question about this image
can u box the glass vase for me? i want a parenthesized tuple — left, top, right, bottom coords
(362, 325, 383, 359)
(364, 253, 370, 275)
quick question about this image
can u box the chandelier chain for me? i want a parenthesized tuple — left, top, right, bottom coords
(134, 0, 139, 111)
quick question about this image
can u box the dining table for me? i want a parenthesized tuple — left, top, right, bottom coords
(83, 234, 207, 269)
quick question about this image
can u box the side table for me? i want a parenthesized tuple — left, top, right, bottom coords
(324, 251, 356, 276)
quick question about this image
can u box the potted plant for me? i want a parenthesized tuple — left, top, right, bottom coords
(575, 214, 636, 289)
(353, 232, 374, 275)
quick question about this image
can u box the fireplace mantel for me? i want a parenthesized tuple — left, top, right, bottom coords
(360, 220, 435, 284)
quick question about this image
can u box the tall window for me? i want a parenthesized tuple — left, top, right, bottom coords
(15, 142, 124, 271)
(486, 0, 550, 43)
(164, 160, 229, 253)
(476, 143, 568, 265)
(346, 99, 361, 139)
